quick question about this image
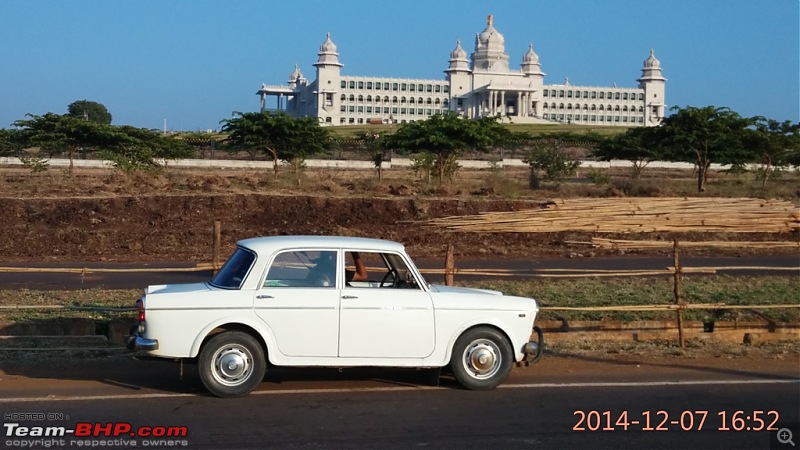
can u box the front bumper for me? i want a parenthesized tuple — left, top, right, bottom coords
(126, 328, 159, 351)
(519, 325, 544, 367)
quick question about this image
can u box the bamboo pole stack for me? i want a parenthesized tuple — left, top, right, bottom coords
(428, 198, 800, 233)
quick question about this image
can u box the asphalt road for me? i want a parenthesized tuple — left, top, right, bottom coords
(1, 354, 798, 449)
(1, 255, 798, 290)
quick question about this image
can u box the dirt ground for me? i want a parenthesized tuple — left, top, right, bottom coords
(0, 166, 796, 263)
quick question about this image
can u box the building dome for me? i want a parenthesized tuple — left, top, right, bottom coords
(471, 15, 510, 72)
(289, 64, 304, 83)
(314, 32, 343, 68)
(522, 43, 539, 64)
(320, 32, 337, 54)
(476, 15, 505, 49)
(643, 49, 661, 69)
(450, 39, 467, 60)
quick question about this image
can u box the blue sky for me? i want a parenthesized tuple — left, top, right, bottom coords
(2, 0, 798, 131)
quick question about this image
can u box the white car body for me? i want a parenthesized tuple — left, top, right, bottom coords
(130, 236, 542, 396)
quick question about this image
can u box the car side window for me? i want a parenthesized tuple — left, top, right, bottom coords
(264, 250, 337, 288)
(344, 251, 420, 290)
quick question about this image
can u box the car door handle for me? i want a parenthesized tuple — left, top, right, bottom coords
(341, 295, 358, 299)
(256, 294, 274, 299)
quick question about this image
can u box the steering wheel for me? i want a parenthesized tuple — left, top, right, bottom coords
(380, 270, 398, 288)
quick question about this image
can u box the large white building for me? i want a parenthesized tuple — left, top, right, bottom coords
(257, 15, 666, 127)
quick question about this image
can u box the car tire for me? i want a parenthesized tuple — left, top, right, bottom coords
(450, 327, 513, 390)
(198, 331, 266, 398)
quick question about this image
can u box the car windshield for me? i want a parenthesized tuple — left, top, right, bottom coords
(209, 247, 256, 289)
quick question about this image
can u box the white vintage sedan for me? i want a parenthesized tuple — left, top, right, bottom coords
(128, 236, 543, 397)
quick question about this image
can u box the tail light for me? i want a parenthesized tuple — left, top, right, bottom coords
(136, 298, 146, 334)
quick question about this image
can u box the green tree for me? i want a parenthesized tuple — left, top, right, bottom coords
(67, 100, 112, 125)
(385, 112, 511, 183)
(0, 129, 22, 157)
(743, 117, 800, 187)
(220, 112, 333, 185)
(659, 106, 753, 192)
(102, 126, 194, 172)
(13, 113, 114, 173)
(524, 136, 581, 188)
(355, 131, 389, 184)
(591, 127, 664, 179)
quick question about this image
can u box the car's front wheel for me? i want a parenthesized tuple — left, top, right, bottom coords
(198, 331, 266, 398)
(450, 327, 513, 390)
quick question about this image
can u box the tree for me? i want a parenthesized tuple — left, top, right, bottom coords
(385, 112, 511, 183)
(102, 126, 194, 172)
(220, 112, 333, 185)
(0, 129, 22, 157)
(659, 106, 753, 192)
(524, 136, 581, 188)
(355, 131, 389, 184)
(67, 100, 112, 125)
(591, 127, 664, 179)
(13, 113, 114, 173)
(743, 117, 800, 187)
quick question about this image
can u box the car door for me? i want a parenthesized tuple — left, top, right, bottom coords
(254, 249, 340, 358)
(338, 251, 435, 358)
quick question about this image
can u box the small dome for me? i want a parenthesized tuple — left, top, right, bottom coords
(643, 49, 661, 69)
(289, 64, 304, 82)
(522, 43, 539, 64)
(320, 32, 337, 53)
(450, 40, 467, 60)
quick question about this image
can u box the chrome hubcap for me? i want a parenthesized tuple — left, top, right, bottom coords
(212, 345, 252, 386)
(462, 339, 501, 379)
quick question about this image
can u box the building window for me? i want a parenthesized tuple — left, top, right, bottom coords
(349, 81, 355, 89)
(591, 92, 597, 99)
(341, 81, 346, 88)
(383, 83, 390, 90)
(349, 118, 354, 123)
(550, 89, 556, 96)
(401, 96, 406, 104)
(392, 107, 398, 114)
(401, 83, 407, 91)
(366, 82, 373, 89)
(426, 98, 432, 105)
(392, 83, 399, 90)
(358, 95, 364, 102)
(374, 82, 381, 91)
(567, 91, 573, 98)
(366, 107, 372, 113)
(340, 105, 345, 112)
(366, 95, 372, 102)
(401, 108, 407, 114)
(426, 109, 432, 115)
(357, 81, 363, 89)
(358, 106, 363, 113)
(443, 86, 449, 93)
(543, 90, 549, 97)
(639, 93, 645, 101)
(384, 107, 390, 113)
(559, 90, 565, 98)
(340, 94, 346, 101)
(623, 93, 628, 100)
(435, 85, 441, 92)
(349, 95, 355, 102)
(418, 84, 424, 91)
(409, 97, 415, 104)
(384, 96, 390, 102)
(426, 84, 432, 92)
(409, 84, 416, 92)
(392, 96, 398, 104)
(349, 106, 354, 112)
(599, 92, 605, 99)
(417, 108, 423, 114)
(409, 108, 415, 115)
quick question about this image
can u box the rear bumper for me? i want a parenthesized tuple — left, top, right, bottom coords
(126, 328, 159, 351)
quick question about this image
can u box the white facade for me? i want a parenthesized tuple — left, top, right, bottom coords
(257, 16, 666, 127)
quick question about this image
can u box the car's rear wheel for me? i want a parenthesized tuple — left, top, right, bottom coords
(198, 331, 266, 398)
(450, 327, 512, 390)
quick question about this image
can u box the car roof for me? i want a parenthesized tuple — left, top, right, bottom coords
(237, 235, 406, 255)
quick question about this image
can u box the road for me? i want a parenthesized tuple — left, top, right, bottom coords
(0, 255, 798, 290)
(1, 354, 798, 449)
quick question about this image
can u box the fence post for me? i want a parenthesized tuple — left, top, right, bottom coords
(212, 221, 222, 275)
(444, 244, 455, 286)
(673, 240, 685, 348)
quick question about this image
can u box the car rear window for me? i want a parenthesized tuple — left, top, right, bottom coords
(209, 247, 256, 289)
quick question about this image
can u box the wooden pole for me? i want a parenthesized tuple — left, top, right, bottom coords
(444, 244, 455, 286)
(673, 240, 685, 348)
(212, 221, 222, 275)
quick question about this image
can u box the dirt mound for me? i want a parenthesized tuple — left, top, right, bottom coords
(1, 192, 794, 263)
